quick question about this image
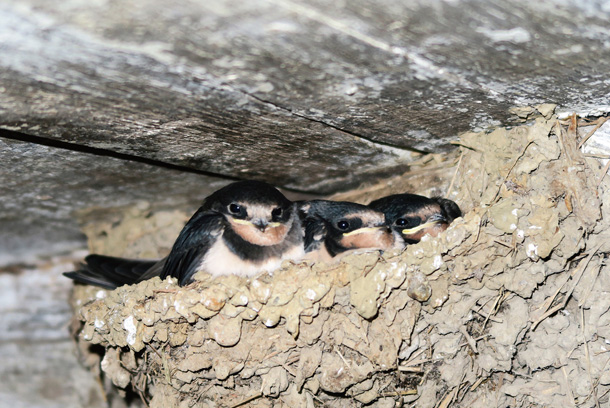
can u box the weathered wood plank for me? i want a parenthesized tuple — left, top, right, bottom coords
(0, 4, 414, 193)
(2, 0, 610, 194)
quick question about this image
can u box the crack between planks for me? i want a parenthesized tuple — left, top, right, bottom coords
(0, 128, 325, 195)
(240, 90, 425, 156)
(0, 128, 232, 178)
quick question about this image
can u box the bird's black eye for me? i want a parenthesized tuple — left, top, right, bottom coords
(337, 220, 350, 231)
(229, 204, 241, 214)
(271, 207, 283, 218)
(397, 217, 420, 228)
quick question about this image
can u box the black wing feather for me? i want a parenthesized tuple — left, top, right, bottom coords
(63, 254, 160, 290)
(297, 201, 327, 254)
(160, 208, 224, 286)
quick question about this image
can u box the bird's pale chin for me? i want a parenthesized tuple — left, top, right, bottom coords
(340, 227, 395, 250)
(229, 218, 290, 246)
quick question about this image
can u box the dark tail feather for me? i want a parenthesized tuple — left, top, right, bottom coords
(64, 254, 160, 290)
(431, 197, 462, 223)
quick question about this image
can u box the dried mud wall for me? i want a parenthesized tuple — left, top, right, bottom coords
(71, 112, 610, 407)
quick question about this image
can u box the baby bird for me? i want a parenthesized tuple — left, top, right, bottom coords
(369, 194, 461, 245)
(64, 180, 304, 289)
(298, 200, 399, 262)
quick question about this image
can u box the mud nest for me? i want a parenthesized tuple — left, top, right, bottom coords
(70, 109, 610, 407)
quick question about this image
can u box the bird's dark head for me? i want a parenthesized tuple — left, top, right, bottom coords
(300, 200, 396, 257)
(204, 180, 296, 246)
(369, 194, 461, 244)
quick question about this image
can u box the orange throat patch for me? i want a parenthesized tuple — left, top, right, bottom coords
(340, 228, 395, 251)
(228, 218, 290, 246)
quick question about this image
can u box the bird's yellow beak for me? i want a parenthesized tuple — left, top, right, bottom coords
(402, 220, 442, 235)
(342, 226, 382, 236)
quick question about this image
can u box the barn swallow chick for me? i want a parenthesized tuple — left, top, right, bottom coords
(369, 194, 461, 245)
(298, 200, 399, 263)
(64, 180, 304, 289)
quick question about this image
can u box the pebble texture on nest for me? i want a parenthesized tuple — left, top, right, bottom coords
(71, 110, 610, 407)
